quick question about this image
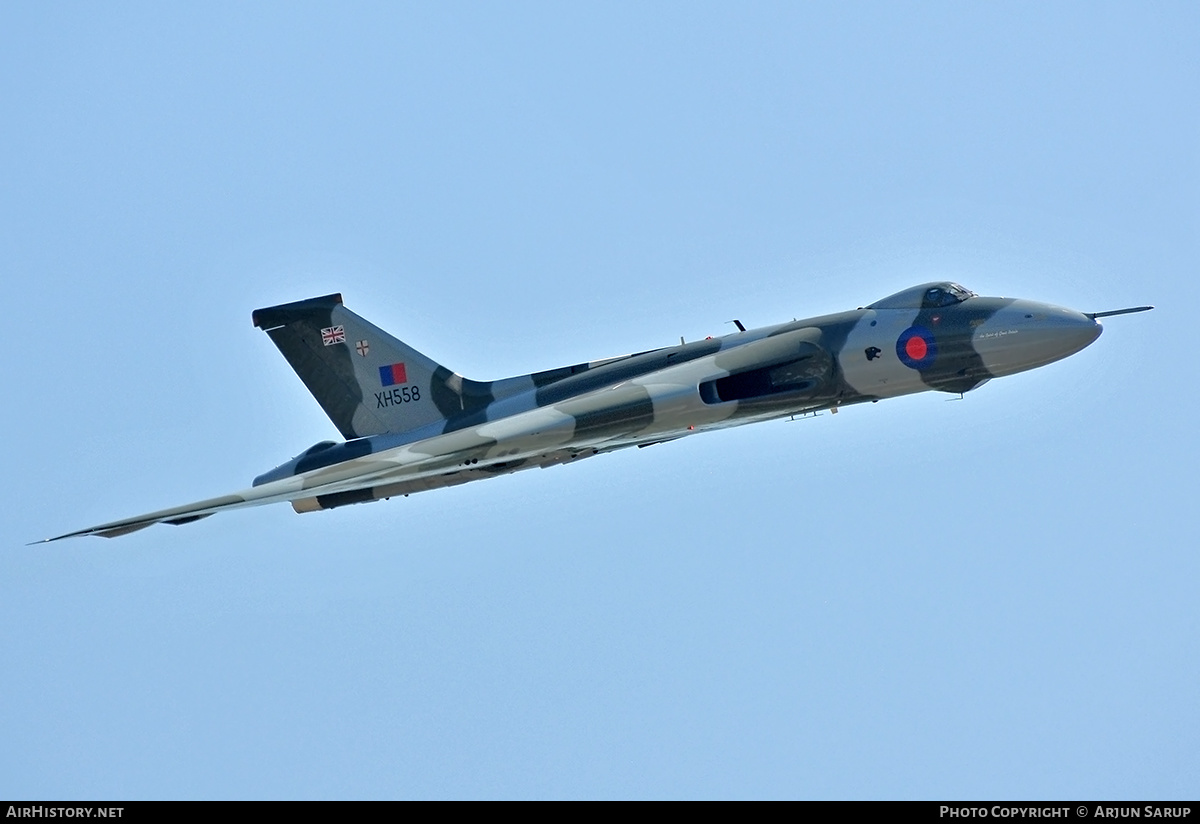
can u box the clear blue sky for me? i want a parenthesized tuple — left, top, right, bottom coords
(2, 1, 1196, 799)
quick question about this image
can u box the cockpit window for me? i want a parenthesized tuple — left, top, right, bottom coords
(924, 285, 972, 307)
(868, 281, 977, 310)
(944, 282, 976, 302)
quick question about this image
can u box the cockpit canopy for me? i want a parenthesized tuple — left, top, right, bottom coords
(868, 282, 977, 310)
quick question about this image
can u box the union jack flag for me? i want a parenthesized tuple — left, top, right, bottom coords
(321, 325, 346, 346)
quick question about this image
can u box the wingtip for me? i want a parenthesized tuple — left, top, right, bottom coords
(27, 535, 68, 546)
(30, 532, 80, 545)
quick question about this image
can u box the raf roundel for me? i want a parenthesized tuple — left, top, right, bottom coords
(896, 326, 938, 370)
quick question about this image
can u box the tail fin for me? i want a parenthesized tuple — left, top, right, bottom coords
(252, 294, 500, 439)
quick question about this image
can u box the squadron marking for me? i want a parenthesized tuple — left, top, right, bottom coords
(379, 362, 408, 386)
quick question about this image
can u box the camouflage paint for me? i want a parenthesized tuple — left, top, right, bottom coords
(45, 282, 1125, 540)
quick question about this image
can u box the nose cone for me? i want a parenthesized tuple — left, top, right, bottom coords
(1033, 308, 1103, 358)
(974, 301, 1102, 377)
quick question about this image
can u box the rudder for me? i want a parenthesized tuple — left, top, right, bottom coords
(252, 293, 496, 439)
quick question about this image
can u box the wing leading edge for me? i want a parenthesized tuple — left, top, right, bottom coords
(37, 415, 591, 542)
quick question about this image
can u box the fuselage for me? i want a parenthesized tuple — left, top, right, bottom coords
(263, 282, 1104, 512)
